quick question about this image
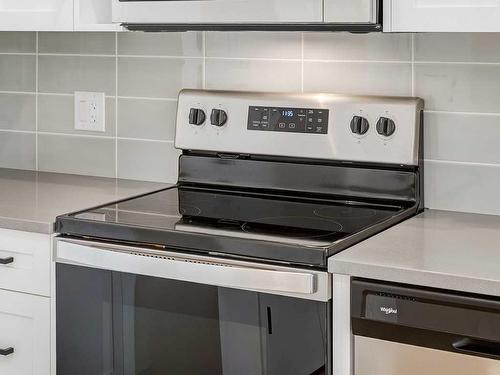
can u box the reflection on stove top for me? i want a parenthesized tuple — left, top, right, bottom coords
(242, 216, 343, 239)
(72, 187, 405, 248)
(314, 206, 377, 220)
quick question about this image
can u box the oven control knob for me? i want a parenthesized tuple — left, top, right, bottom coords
(376, 117, 396, 137)
(210, 109, 228, 127)
(350, 116, 369, 135)
(189, 108, 206, 126)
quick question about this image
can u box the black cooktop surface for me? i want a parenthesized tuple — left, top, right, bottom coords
(56, 186, 414, 268)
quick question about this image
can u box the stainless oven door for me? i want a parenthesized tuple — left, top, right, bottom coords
(55, 238, 331, 375)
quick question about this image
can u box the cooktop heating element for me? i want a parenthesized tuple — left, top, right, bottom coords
(56, 89, 424, 268)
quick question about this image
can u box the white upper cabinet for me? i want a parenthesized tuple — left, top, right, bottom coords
(0, 0, 73, 31)
(75, 0, 122, 31)
(385, 0, 500, 32)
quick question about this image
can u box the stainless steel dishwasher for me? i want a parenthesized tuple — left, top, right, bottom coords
(351, 279, 500, 375)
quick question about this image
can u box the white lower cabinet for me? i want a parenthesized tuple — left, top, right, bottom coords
(0, 229, 51, 297)
(0, 229, 52, 375)
(0, 290, 50, 375)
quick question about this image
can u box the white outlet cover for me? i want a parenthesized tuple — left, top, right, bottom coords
(74, 91, 106, 132)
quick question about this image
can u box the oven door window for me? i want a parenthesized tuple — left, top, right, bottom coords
(57, 264, 328, 375)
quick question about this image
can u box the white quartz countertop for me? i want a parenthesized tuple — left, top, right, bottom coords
(0, 168, 168, 234)
(329, 210, 500, 297)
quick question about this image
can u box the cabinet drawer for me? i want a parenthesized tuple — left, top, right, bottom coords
(388, 0, 500, 32)
(0, 290, 50, 375)
(0, 229, 51, 297)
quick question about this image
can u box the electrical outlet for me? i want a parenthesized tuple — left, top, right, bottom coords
(74, 92, 106, 132)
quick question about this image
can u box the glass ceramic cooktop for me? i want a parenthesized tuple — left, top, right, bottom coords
(71, 186, 405, 249)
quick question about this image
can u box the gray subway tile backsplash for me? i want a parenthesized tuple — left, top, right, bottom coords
(0, 132, 36, 170)
(206, 59, 302, 91)
(206, 32, 302, 59)
(38, 134, 116, 178)
(117, 139, 179, 183)
(0, 93, 35, 131)
(118, 57, 203, 98)
(415, 33, 500, 63)
(118, 32, 203, 57)
(414, 63, 500, 113)
(39, 32, 116, 55)
(0, 31, 499, 215)
(117, 98, 177, 141)
(0, 32, 36, 53)
(304, 33, 412, 61)
(424, 112, 500, 165)
(0, 55, 36, 92)
(38, 55, 116, 95)
(304, 61, 412, 96)
(425, 161, 500, 216)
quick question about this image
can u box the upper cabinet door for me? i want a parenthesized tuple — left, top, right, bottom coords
(386, 0, 500, 32)
(75, 0, 122, 30)
(324, 0, 379, 24)
(0, 0, 73, 31)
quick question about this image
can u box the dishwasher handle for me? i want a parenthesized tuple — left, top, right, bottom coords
(56, 238, 330, 302)
(453, 338, 500, 360)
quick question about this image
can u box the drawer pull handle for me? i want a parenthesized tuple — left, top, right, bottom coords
(0, 347, 13, 356)
(0, 257, 13, 265)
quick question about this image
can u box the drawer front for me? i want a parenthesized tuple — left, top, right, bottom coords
(0, 229, 51, 296)
(0, 290, 50, 375)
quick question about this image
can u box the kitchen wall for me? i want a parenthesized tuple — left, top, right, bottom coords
(0, 31, 499, 215)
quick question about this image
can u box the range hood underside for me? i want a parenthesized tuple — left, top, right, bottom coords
(123, 22, 382, 32)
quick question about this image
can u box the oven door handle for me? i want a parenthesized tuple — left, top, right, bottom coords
(56, 239, 327, 300)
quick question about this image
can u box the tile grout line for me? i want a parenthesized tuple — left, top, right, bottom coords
(202, 31, 207, 89)
(425, 109, 500, 116)
(3, 50, 500, 66)
(301, 32, 305, 93)
(35, 32, 39, 171)
(12, 51, 500, 65)
(30, 91, 178, 102)
(424, 159, 500, 168)
(411, 33, 415, 97)
(0, 128, 175, 143)
(0, 91, 36, 95)
(115, 32, 119, 179)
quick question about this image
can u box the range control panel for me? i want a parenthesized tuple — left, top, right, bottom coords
(247, 106, 329, 134)
(175, 90, 424, 166)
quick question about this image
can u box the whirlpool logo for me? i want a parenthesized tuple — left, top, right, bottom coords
(380, 306, 398, 315)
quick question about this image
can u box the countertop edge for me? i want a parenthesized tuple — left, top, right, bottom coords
(329, 259, 500, 298)
(0, 217, 53, 235)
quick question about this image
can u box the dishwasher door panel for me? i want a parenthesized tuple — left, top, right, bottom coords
(355, 336, 500, 375)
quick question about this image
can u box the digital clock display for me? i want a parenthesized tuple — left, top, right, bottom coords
(248, 106, 329, 134)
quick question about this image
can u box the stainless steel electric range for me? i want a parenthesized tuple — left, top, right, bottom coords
(54, 89, 424, 375)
